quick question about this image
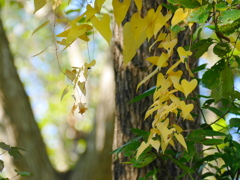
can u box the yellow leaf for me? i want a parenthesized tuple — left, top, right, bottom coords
(159, 38, 178, 56)
(156, 118, 169, 130)
(32, 45, 50, 57)
(65, 69, 76, 81)
(160, 127, 175, 153)
(168, 70, 183, 84)
(85, 4, 99, 20)
(173, 124, 183, 133)
(149, 138, 160, 152)
(171, 8, 189, 27)
(136, 141, 149, 159)
(157, 52, 169, 69)
(153, 10, 172, 37)
(112, 0, 131, 25)
(146, 56, 167, 67)
(66, 27, 87, 46)
(169, 94, 181, 107)
(51, 0, 64, 10)
(78, 81, 86, 95)
(123, 16, 147, 64)
(149, 32, 167, 51)
(130, 13, 148, 42)
(174, 133, 187, 151)
(177, 47, 192, 62)
(166, 60, 182, 74)
(226, 0, 232, 4)
(32, 20, 50, 36)
(85, 60, 96, 68)
(94, 0, 106, 11)
(180, 101, 193, 120)
(185, 62, 194, 77)
(34, 0, 47, 14)
(174, 79, 197, 97)
(61, 86, 69, 101)
(196, 0, 202, 5)
(136, 68, 158, 91)
(71, 103, 78, 115)
(90, 14, 112, 45)
(134, 0, 142, 12)
(145, 104, 161, 120)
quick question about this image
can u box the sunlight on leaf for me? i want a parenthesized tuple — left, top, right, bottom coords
(34, 0, 47, 14)
(171, 8, 189, 27)
(112, 0, 131, 25)
(32, 20, 50, 36)
(90, 14, 112, 45)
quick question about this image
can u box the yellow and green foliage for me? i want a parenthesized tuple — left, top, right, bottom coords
(32, 0, 240, 179)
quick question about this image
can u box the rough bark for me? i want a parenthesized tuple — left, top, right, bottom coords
(112, 1, 201, 180)
(0, 14, 58, 180)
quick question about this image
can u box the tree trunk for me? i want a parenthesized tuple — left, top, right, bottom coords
(0, 11, 115, 180)
(0, 14, 58, 180)
(112, 1, 201, 179)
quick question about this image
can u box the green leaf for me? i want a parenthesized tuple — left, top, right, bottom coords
(131, 129, 150, 141)
(210, 62, 234, 103)
(110, 136, 142, 157)
(14, 170, 31, 177)
(201, 139, 223, 145)
(8, 147, 22, 159)
(188, 5, 210, 23)
(131, 152, 156, 168)
(218, 18, 240, 35)
(202, 59, 226, 89)
(192, 38, 213, 58)
(0, 142, 10, 151)
(216, 2, 228, 11)
(187, 129, 226, 142)
(219, 10, 240, 24)
(229, 118, 240, 128)
(192, 24, 204, 42)
(0, 160, 4, 172)
(167, 155, 194, 173)
(201, 172, 216, 179)
(206, 106, 227, 117)
(168, 0, 200, 9)
(192, 63, 207, 73)
(129, 87, 156, 103)
(213, 42, 231, 57)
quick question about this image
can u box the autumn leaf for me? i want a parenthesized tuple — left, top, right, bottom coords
(78, 102, 87, 115)
(174, 79, 197, 97)
(61, 86, 69, 101)
(180, 101, 194, 120)
(171, 8, 189, 27)
(112, 0, 131, 25)
(90, 14, 112, 45)
(78, 81, 86, 95)
(65, 69, 76, 81)
(34, 0, 47, 14)
(174, 133, 188, 151)
(32, 20, 50, 36)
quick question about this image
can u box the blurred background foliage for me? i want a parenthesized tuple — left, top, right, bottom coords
(2, 0, 111, 172)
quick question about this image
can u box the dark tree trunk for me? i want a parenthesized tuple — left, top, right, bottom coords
(112, 1, 201, 180)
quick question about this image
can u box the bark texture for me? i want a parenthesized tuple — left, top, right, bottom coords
(112, 1, 201, 180)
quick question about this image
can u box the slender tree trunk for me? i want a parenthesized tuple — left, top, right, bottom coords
(0, 14, 58, 180)
(112, 1, 201, 179)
